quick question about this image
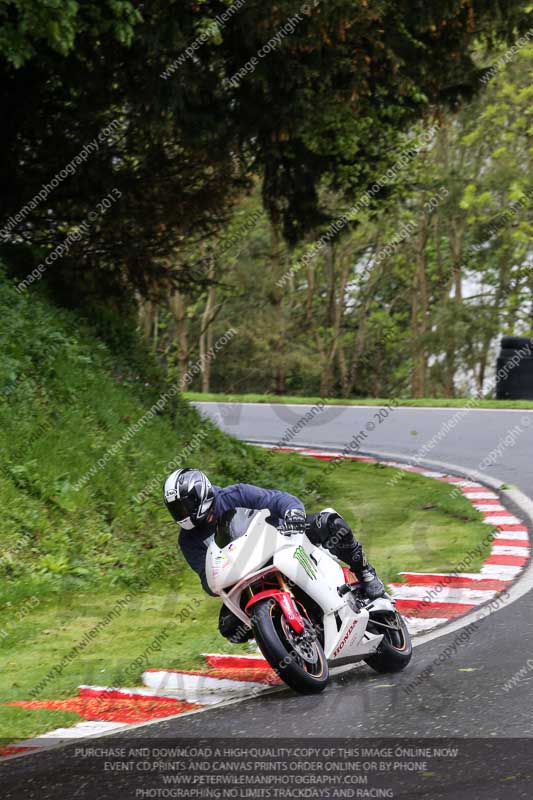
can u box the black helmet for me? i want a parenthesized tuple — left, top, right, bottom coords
(163, 468, 214, 529)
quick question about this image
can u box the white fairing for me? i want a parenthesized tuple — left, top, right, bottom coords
(206, 510, 282, 594)
(206, 509, 396, 665)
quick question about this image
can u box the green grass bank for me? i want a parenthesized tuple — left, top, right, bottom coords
(0, 272, 491, 742)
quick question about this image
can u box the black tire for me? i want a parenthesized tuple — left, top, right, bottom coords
(251, 598, 329, 694)
(500, 336, 533, 351)
(364, 611, 412, 674)
(498, 348, 531, 359)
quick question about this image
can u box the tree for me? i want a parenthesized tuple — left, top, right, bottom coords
(0, 0, 141, 67)
(185, 36, 533, 400)
(1, 1, 531, 305)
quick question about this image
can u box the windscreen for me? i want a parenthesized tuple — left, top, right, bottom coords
(214, 507, 259, 549)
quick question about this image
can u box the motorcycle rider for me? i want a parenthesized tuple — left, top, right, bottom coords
(164, 467, 386, 643)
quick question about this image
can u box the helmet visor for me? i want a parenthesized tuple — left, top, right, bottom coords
(166, 496, 196, 524)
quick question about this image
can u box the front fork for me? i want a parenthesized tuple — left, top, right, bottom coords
(245, 571, 292, 601)
(245, 573, 306, 634)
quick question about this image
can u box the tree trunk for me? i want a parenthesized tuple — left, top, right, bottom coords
(269, 223, 287, 394)
(153, 306, 159, 352)
(138, 295, 155, 342)
(443, 216, 466, 396)
(442, 271, 456, 397)
(313, 329, 333, 397)
(347, 248, 384, 395)
(169, 290, 189, 391)
(199, 259, 217, 393)
(477, 338, 492, 394)
(337, 344, 350, 397)
(312, 244, 350, 398)
(410, 223, 429, 398)
(306, 265, 315, 324)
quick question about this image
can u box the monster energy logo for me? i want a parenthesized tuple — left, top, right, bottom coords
(293, 545, 317, 579)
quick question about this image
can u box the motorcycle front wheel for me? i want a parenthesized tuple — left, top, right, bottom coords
(251, 598, 329, 694)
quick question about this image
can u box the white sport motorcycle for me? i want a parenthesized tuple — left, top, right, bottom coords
(206, 508, 412, 694)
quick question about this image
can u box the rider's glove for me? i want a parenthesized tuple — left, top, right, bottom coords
(283, 508, 306, 535)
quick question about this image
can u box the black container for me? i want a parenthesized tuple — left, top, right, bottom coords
(496, 336, 533, 400)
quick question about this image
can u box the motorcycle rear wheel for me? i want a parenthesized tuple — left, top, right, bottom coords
(251, 598, 329, 694)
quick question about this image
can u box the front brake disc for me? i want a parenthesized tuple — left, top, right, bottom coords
(280, 617, 319, 665)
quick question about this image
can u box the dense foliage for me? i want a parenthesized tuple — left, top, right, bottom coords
(1, 1, 530, 303)
(152, 41, 533, 398)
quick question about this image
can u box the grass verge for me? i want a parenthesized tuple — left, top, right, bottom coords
(0, 270, 496, 744)
(1, 454, 491, 743)
(184, 391, 533, 410)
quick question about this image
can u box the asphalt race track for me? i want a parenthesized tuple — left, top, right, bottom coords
(2, 402, 533, 799)
(196, 401, 533, 497)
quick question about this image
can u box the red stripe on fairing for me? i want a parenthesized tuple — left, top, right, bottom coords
(493, 538, 529, 548)
(343, 566, 358, 584)
(396, 575, 510, 591)
(394, 599, 476, 618)
(484, 554, 529, 566)
(204, 654, 269, 670)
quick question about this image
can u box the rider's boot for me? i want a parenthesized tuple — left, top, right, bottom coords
(353, 562, 386, 601)
(338, 529, 385, 600)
